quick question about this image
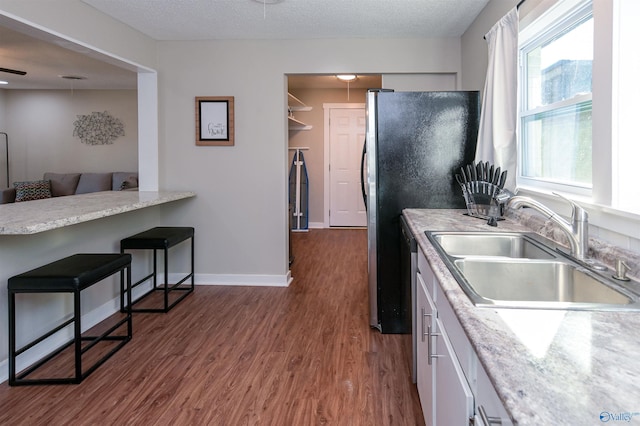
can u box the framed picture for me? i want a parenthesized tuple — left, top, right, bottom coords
(196, 96, 234, 146)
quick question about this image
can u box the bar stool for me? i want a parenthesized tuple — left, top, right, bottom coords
(120, 226, 194, 313)
(8, 253, 132, 385)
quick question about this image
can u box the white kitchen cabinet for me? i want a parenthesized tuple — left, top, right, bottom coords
(416, 269, 436, 426)
(416, 248, 512, 426)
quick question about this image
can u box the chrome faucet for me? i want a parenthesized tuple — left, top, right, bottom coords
(507, 193, 589, 260)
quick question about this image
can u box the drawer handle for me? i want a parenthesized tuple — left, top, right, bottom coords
(478, 405, 502, 425)
(421, 307, 431, 342)
(426, 325, 442, 365)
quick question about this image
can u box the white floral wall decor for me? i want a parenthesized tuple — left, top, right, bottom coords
(73, 111, 125, 145)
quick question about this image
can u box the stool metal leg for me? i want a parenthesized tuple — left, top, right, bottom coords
(163, 247, 169, 312)
(8, 290, 16, 386)
(74, 290, 82, 384)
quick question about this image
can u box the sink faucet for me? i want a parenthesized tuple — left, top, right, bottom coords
(507, 193, 589, 260)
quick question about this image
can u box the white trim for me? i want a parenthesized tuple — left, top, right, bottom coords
(322, 103, 366, 228)
(138, 72, 159, 191)
(309, 221, 324, 229)
(186, 273, 292, 287)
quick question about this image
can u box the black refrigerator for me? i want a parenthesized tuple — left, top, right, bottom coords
(364, 89, 480, 334)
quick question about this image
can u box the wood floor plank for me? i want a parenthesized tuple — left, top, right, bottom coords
(0, 229, 424, 425)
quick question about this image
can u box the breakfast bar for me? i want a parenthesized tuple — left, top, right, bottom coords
(0, 190, 195, 384)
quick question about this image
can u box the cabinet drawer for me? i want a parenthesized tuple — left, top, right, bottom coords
(435, 279, 474, 381)
(418, 249, 436, 297)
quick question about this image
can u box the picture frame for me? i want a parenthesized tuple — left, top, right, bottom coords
(196, 96, 234, 146)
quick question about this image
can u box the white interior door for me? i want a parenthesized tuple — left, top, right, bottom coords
(329, 108, 366, 227)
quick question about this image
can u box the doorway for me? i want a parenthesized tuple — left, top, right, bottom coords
(287, 74, 381, 231)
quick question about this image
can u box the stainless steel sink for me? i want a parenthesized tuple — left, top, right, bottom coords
(425, 231, 640, 311)
(453, 258, 634, 308)
(430, 232, 556, 259)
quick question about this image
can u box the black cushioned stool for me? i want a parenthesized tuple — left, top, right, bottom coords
(8, 253, 132, 386)
(120, 226, 194, 313)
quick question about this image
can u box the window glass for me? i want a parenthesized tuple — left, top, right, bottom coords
(521, 101, 592, 185)
(525, 18, 593, 110)
(520, 6, 593, 190)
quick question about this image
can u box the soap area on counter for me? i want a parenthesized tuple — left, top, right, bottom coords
(403, 208, 640, 426)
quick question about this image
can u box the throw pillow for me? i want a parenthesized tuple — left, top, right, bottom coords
(112, 172, 139, 191)
(75, 173, 113, 194)
(43, 173, 81, 197)
(13, 180, 52, 202)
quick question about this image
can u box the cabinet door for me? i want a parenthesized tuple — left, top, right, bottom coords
(416, 270, 436, 426)
(434, 318, 474, 426)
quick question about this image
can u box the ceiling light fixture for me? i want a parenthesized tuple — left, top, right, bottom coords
(59, 75, 87, 80)
(0, 81, 8, 85)
(336, 74, 357, 82)
(336, 75, 358, 100)
(252, 0, 284, 19)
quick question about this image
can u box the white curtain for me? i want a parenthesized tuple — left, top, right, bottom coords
(475, 7, 519, 191)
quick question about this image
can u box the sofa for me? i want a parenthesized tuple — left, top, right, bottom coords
(0, 172, 138, 204)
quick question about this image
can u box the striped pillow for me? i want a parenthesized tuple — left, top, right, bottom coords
(13, 180, 52, 202)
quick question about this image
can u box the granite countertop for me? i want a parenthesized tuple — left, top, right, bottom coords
(0, 190, 196, 235)
(403, 208, 640, 425)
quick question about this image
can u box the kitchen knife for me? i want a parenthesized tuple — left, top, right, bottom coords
(493, 167, 501, 185)
(467, 164, 475, 192)
(488, 164, 494, 184)
(498, 170, 507, 188)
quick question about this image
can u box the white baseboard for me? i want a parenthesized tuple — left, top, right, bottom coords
(189, 272, 291, 287)
(309, 222, 324, 229)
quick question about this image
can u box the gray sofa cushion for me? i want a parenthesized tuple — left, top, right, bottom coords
(75, 172, 113, 194)
(1, 187, 16, 204)
(44, 172, 81, 197)
(112, 172, 139, 191)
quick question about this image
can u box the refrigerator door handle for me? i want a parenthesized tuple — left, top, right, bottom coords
(360, 139, 367, 211)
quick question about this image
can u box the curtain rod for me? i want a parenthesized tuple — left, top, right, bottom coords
(484, 0, 525, 39)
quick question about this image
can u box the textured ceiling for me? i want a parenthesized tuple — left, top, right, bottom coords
(0, 0, 489, 90)
(82, 0, 490, 40)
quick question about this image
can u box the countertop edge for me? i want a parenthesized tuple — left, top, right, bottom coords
(0, 191, 196, 235)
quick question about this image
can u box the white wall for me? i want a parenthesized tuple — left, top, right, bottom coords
(5, 90, 138, 182)
(157, 38, 462, 279)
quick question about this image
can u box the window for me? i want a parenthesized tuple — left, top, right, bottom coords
(519, 1, 593, 194)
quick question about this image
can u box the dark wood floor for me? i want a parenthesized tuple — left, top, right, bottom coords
(0, 229, 424, 425)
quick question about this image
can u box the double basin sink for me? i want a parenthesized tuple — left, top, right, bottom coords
(425, 231, 640, 311)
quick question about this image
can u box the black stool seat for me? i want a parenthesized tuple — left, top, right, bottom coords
(120, 226, 194, 313)
(8, 253, 132, 386)
(9, 254, 132, 292)
(121, 227, 194, 250)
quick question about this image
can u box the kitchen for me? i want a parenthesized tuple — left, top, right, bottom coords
(1, 0, 639, 424)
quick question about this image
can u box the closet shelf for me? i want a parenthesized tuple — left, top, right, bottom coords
(288, 93, 313, 131)
(288, 116, 313, 131)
